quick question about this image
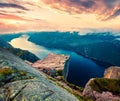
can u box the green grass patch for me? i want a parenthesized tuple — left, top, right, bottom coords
(47, 75, 92, 101)
(90, 78, 120, 95)
(0, 67, 34, 87)
(61, 76, 84, 92)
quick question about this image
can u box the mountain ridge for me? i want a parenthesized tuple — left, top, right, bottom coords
(0, 37, 39, 63)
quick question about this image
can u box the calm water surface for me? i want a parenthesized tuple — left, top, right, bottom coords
(10, 35, 109, 87)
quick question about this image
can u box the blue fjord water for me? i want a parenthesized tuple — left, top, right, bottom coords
(10, 35, 110, 87)
(67, 52, 106, 87)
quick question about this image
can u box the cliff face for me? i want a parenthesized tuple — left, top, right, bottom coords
(32, 54, 69, 70)
(63, 58, 70, 80)
(31, 54, 69, 76)
(83, 66, 120, 101)
(0, 48, 78, 101)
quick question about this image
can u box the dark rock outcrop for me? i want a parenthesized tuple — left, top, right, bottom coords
(6, 48, 39, 63)
(63, 57, 70, 80)
(0, 38, 39, 63)
(0, 37, 12, 48)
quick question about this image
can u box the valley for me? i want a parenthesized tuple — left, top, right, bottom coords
(1, 32, 118, 87)
(0, 31, 120, 101)
(0, 0, 120, 100)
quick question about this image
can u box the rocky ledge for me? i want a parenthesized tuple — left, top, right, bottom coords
(30, 54, 69, 76)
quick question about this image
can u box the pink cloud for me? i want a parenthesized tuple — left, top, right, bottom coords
(42, 0, 120, 20)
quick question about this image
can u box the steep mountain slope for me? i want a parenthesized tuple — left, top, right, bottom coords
(76, 41, 120, 66)
(0, 37, 13, 48)
(6, 48, 39, 63)
(0, 48, 79, 101)
(0, 33, 21, 42)
(0, 37, 39, 62)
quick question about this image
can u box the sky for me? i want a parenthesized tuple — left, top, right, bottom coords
(0, 0, 120, 33)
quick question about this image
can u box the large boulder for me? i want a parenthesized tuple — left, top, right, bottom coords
(104, 66, 120, 79)
(82, 78, 95, 100)
(0, 48, 79, 101)
(83, 78, 120, 101)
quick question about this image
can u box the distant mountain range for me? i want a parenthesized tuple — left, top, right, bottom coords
(1, 31, 120, 66)
(27, 31, 120, 66)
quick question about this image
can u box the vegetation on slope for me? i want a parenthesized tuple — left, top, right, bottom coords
(47, 75, 91, 101)
(90, 78, 120, 95)
(0, 37, 13, 48)
(0, 67, 34, 86)
(0, 34, 21, 42)
(0, 36, 39, 63)
(6, 48, 39, 63)
(0, 67, 34, 101)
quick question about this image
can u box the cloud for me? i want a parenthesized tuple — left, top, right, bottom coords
(0, 13, 30, 21)
(105, 9, 120, 20)
(42, 0, 120, 20)
(0, 22, 19, 33)
(0, 9, 26, 14)
(0, 12, 58, 33)
(0, 2, 29, 10)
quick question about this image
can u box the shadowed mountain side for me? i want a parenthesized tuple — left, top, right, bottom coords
(0, 37, 13, 48)
(0, 37, 39, 63)
(6, 48, 39, 63)
(0, 34, 22, 42)
(0, 48, 79, 101)
(27, 32, 120, 66)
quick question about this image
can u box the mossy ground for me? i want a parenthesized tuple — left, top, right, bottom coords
(47, 75, 92, 101)
(90, 78, 120, 95)
(0, 67, 34, 87)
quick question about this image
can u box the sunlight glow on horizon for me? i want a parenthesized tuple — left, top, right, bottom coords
(0, 0, 120, 33)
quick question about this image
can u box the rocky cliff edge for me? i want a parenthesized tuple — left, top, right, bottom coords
(0, 48, 78, 101)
